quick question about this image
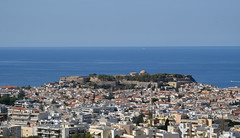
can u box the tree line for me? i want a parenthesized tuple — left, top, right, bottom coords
(97, 73, 187, 82)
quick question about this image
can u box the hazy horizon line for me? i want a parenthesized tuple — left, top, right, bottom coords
(0, 45, 240, 48)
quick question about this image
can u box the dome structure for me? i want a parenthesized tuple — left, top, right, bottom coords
(139, 70, 148, 75)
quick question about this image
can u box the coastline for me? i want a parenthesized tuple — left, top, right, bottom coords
(0, 46, 239, 88)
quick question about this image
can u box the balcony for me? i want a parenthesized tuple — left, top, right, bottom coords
(11, 116, 29, 119)
(31, 117, 38, 121)
(10, 121, 28, 125)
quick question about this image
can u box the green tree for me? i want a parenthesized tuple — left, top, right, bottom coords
(74, 133, 93, 138)
(18, 91, 25, 98)
(157, 119, 169, 130)
(164, 119, 169, 130)
(152, 98, 158, 103)
(225, 119, 240, 127)
(72, 134, 80, 138)
(0, 96, 20, 105)
(89, 73, 97, 77)
(85, 133, 93, 138)
(21, 85, 31, 90)
(133, 113, 144, 126)
(148, 111, 153, 119)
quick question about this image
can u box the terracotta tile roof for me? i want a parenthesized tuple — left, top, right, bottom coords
(174, 107, 179, 110)
(95, 96, 104, 99)
(12, 107, 27, 111)
(0, 86, 19, 89)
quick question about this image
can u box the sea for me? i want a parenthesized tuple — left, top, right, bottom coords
(0, 46, 239, 88)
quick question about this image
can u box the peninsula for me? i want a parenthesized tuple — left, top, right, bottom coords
(60, 70, 196, 90)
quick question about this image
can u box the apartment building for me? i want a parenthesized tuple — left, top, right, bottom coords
(8, 107, 48, 125)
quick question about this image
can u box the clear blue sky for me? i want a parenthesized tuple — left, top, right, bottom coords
(0, 0, 239, 47)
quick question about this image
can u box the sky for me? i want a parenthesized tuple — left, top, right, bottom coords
(0, 0, 240, 47)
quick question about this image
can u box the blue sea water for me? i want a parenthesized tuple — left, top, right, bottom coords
(0, 46, 239, 88)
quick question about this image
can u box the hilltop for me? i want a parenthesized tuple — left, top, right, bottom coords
(60, 70, 196, 90)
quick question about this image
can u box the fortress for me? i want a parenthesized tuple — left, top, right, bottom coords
(59, 70, 196, 89)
